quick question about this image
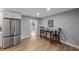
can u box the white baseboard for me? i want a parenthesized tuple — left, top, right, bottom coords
(61, 40, 79, 49)
(21, 35, 30, 40)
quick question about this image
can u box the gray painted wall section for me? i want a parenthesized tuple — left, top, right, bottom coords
(21, 16, 31, 39)
(40, 9, 79, 47)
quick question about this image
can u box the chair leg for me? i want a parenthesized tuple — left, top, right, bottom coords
(52, 35, 55, 43)
(54, 35, 57, 43)
(58, 36, 61, 44)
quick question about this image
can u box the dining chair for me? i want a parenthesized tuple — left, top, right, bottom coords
(52, 28, 61, 44)
(57, 28, 61, 44)
(52, 30, 58, 43)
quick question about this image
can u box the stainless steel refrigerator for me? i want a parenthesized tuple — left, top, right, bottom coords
(2, 18, 21, 48)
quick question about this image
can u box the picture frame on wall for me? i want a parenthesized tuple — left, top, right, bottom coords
(48, 20, 53, 27)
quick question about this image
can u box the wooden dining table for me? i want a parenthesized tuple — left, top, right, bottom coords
(40, 29, 54, 43)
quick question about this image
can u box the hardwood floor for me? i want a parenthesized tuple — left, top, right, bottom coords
(0, 34, 79, 51)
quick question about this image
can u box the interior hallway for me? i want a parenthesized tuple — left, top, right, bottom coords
(0, 32, 79, 51)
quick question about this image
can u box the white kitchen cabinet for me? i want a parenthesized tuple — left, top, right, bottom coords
(3, 11, 21, 19)
(13, 13, 21, 19)
(3, 11, 13, 18)
(0, 32, 2, 48)
(0, 39, 2, 48)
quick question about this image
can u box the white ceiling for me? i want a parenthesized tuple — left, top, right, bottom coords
(4, 8, 74, 18)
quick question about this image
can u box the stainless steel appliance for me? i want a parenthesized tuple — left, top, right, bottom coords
(2, 18, 21, 48)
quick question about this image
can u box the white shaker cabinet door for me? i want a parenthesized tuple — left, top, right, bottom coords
(13, 13, 21, 19)
(3, 11, 21, 19)
(3, 11, 13, 18)
(0, 38, 2, 48)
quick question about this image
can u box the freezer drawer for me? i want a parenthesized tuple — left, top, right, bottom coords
(2, 37, 14, 48)
(14, 35, 21, 45)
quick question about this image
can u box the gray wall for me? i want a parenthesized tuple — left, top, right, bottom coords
(40, 9, 79, 47)
(21, 16, 40, 39)
(21, 16, 31, 39)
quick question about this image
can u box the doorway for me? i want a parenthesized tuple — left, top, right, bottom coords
(30, 19, 37, 36)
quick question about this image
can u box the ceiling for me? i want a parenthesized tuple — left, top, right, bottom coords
(4, 8, 74, 18)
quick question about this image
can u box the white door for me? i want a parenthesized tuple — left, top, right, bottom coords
(3, 19, 10, 37)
